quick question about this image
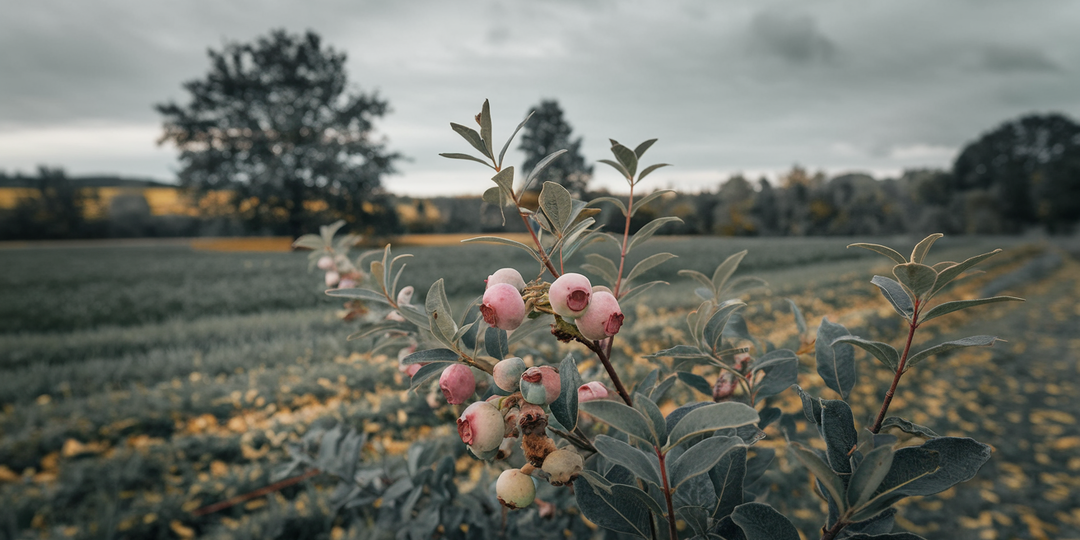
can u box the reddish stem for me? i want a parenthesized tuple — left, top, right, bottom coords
(657, 449, 678, 540)
(613, 183, 636, 297)
(870, 301, 921, 434)
(191, 468, 320, 517)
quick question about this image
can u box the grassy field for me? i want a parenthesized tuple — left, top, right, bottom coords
(1, 235, 1077, 539)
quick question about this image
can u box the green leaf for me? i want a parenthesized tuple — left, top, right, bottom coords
(712, 250, 748, 294)
(931, 249, 1001, 295)
(624, 252, 677, 286)
(397, 303, 430, 328)
(919, 296, 1023, 323)
(479, 99, 493, 160)
(425, 279, 456, 346)
(821, 399, 858, 475)
(750, 349, 798, 399)
(582, 253, 620, 287)
(619, 280, 667, 304)
(632, 393, 666, 445)
(611, 484, 666, 516)
(587, 195, 628, 215)
(326, 287, 390, 304)
(438, 152, 495, 169)
(848, 242, 908, 265)
(670, 436, 744, 491)
(626, 216, 682, 253)
(870, 276, 914, 321)
(793, 385, 823, 426)
(580, 400, 657, 446)
(847, 445, 895, 508)
(499, 110, 533, 169)
(677, 371, 714, 396)
(539, 181, 573, 234)
(593, 435, 661, 486)
(490, 166, 515, 196)
(507, 313, 552, 344)
(635, 163, 670, 185)
(401, 348, 459, 365)
(347, 321, 413, 341)
(450, 122, 491, 159)
(292, 234, 325, 251)
(573, 475, 653, 538)
(880, 417, 939, 439)
(906, 335, 1000, 369)
(665, 402, 759, 450)
(832, 335, 900, 372)
(895, 437, 990, 496)
(633, 138, 657, 158)
(409, 362, 452, 391)
(786, 442, 847, 513)
(816, 317, 856, 399)
(523, 149, 568, 194)
(611, 143, 638, 178)
(910, 233, 944, 264)
(598, 158, 630, 179)
(460, 236, 542, 263)
(730, 502, 801, 540)
(484, 327, 508, 359)
(893, 263, 938, 301)
(708, 443, 747, 520)
(703, 301, 746, 352)
(550, 354, 582, 431)
(628, 189, 673, 217)
(679, 269, 714, 294)
(848, 447, 940, 521)
(786, 299, 807, 334)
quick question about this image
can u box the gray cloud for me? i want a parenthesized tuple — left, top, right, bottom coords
(747, 11, 836, 64)
(981, 44, 1059, 73)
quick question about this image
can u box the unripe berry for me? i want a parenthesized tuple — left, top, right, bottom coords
(397, 285, 414, 306)
(496, 469, 536, 509)
(576, 291, 623, 340)
(492, 357, 527, 392)
(577, 381, 610, 403)
(541, 448, 584, 486)
(486, 268, 527, 292)
(549, 273, 592, 319)
(520, 366, 561, 405)
(457, 401, 504, 454)
(325, 271, 340, 287)
(439, 364, 476, 404)
(481, 283, 527, 331)
(337, 278, 357, 289)
(317, 255, 335, 270)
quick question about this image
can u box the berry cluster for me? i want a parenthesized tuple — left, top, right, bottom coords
(437, 268, 623, 509)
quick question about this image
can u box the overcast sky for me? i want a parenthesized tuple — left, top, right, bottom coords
(2, 0, 1078, 195)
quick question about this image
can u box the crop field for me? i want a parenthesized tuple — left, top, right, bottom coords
(1, 235, 1078, 539)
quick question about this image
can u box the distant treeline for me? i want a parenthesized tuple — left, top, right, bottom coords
(2, 113, 1077, 240)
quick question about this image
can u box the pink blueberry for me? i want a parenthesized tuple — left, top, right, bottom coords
(520, 366, 561, 405)
(496, 469, 536, 509)
(325, 271, 340, 287)
(576, 291, 623, 341)
(549, 273, 592, 319)
(493, 357, 527, 392)
(337, 278, 357, 289)
(481, 283, 527, 331)
(317, 256, 335, 270)
(486, 268, 527, 292)
(440, 364, 476, 404)
(457, 401, 504, 453)
(577, 381, 610, 403)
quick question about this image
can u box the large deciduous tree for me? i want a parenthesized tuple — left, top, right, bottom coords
(157, 29, 401, 236)
(518, 100, 593, 197)
(953, 113, 1080, 233)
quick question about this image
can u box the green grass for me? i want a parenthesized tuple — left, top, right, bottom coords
(0, 235, 1074, 540)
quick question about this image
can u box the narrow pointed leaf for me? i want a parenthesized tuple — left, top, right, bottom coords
(893, 263, 938, 301)
(679, 269, 714, 293)
(326, 287, 391, 304)
(635, 163, 671, 185)
(816, 317, 856, 399)
(461, 236, 542, 263)
(627, 216, 682, 252)
(507, 313, 553, 344)
(598, 158, 630, 179)
(931, 249, 1002, 295)
(409, 362, 452, 391)
(750, 349, 798, 399)
(870, 275, 914, 320)
(821, 399, 858, 475)
(539, 181, 573, 233)
(632, 392, 666, 444)
(450, 122, 491, 159)
(624, 252, 677, 285)
(611, 143, 638, 178)
(550, 354, 582, 431)
(583, 253, 620, 286)
(847, 445, 895, 508)
(587, 195, 628, 215)
(910, 233, 944, 264)
(402, 348, 459, 365)
(633, 138, 657, 158)
(906, 335, 1000, 369)
(712, 250, 748, 294)
(479, 99, 493, 159)
(677, 371, 714, 396)
(919, 296, 1023, 323)
(832, 336, 900, 371)
(439, 152, 494, 169)
(703, 301, 746, 352)
(523, 149, 568, 193)
(849, 242, 908, 265)
(425, 279, 456, 345)
(619, 280, 666, 303)
(499, 110, 534, 168)
(627, 189, 673, 217)
(787, 442, 847, 512)
(786, 299, 807, 334)
(880, 417, 939, 439)
(793, 385, 822, 426)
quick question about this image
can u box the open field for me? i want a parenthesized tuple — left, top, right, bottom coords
(1, 235, 1078, 539)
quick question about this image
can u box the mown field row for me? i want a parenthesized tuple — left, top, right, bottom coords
(1, 235, 1077, 539)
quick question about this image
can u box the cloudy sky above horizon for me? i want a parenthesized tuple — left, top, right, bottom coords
(2, 0, 1078, 195)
